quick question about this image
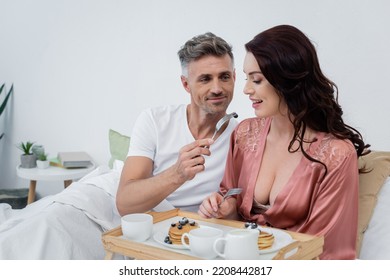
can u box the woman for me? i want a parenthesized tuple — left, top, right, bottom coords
(198, 25, 370, 259)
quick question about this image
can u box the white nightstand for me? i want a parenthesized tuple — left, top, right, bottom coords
(16, 164, 96, 204)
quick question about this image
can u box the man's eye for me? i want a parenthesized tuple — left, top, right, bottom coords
(200, 77, 210, 82)
(221, 74, 231, 81)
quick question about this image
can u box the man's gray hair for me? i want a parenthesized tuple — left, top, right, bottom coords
(178, 32, 234, 76)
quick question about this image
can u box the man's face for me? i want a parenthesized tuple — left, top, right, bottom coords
(181, 54, 235, 116)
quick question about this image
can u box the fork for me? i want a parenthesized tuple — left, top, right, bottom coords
(211, 112, 238, 141)
(218, 187, 242, 206)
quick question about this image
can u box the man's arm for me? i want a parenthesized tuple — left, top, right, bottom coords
(116, 138, 213, 216)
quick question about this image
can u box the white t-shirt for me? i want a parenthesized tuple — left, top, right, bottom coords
(128, 104, 238, 212)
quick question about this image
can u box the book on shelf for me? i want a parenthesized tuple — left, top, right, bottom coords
(57, 151, 93, 168)
(49, 157, 64, 168)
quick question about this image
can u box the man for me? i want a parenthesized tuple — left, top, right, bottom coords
(116, 32, 237, 215)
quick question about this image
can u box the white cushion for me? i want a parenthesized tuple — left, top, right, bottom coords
(359, 177, 390, 259)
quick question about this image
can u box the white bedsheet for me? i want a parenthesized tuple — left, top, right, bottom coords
(0, 166, 122, 260)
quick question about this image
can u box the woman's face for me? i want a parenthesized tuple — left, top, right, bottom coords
(243, 52, 287, 118)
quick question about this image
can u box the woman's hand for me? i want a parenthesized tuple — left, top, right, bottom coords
(198, 192, 237, 219)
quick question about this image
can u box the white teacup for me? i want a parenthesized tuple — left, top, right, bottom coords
(213, 229, 259, 260)
(181, 227, 224, 259)
(121, 213, 153, 242)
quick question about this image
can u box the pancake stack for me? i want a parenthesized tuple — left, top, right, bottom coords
(164, 217, 199, 245)
(258, 231, 275, 250)
(244, 222, 275, 250)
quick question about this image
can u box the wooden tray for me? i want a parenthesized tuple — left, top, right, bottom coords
(102, 209, 324, 260)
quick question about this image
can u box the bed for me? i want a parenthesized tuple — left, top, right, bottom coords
(0, 129, 128, 260)
(0, 165, 122, 259)
(0, 130, 389, 259)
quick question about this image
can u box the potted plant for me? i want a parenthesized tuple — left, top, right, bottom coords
(17, 141, 37, 168)
(36, 152, 50, 169)
(32, 145, 45, 158)
(0, 83, 13, 140)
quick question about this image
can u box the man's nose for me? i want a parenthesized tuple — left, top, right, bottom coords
(210, 79, 223, 94)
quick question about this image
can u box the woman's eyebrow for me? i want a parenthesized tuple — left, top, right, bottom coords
(243, 70, 263, 75)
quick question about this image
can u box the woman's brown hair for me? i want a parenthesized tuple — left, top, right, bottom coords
(245, 25, 370, 173)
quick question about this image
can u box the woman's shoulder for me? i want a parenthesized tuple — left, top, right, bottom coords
(312, 133, 357, 169)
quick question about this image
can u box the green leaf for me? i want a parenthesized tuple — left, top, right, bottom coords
(17, 141, 35, 155)
(0, 84, 13, 116)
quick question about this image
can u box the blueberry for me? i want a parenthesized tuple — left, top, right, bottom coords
(182, 217, 189, 224)
(164, 236, 170, 243)
(179, 220, 186, 225)
(189, 221, 195, 226)
(244, 222, 251, 228)
(177, 224, 183, 230)
(250, 223, 257, 229)
(171, 222, 176, 227)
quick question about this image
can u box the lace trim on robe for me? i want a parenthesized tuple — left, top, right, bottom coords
(235, 118, 267, 152)
(235, 118, 353, 171)
(310, 134, 354, 172)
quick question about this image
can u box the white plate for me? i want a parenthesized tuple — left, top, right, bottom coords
(153, 230, 188, 250)
(257, 226, 294, 254)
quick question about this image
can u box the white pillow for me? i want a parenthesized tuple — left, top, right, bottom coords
(359, 177, 390, 259)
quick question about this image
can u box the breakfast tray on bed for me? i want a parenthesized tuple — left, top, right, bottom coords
(102, 209, 324, 260)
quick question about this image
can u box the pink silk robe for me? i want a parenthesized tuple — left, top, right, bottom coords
(220, 117, 359, 259)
